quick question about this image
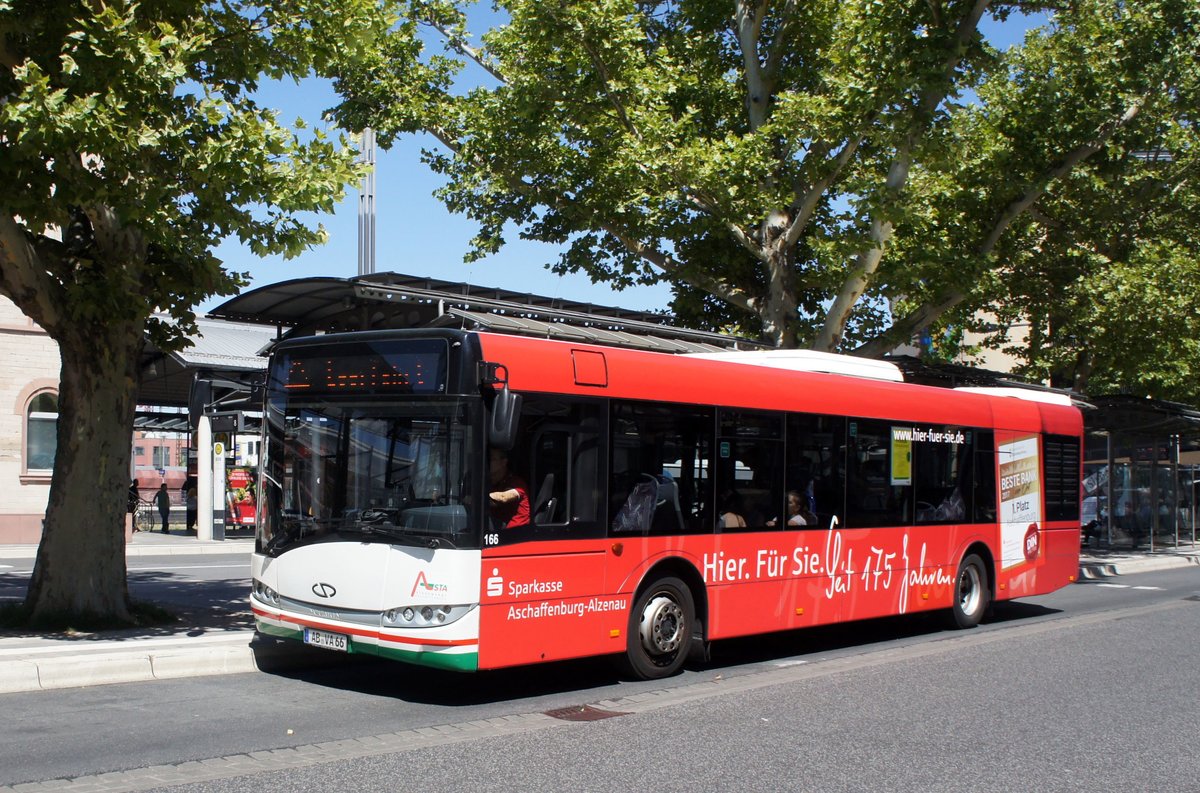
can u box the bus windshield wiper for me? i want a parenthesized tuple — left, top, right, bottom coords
(336, 520, 457, 550)
(263, 517, 315, 555)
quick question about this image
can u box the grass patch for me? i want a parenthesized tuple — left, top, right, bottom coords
(0, 600, 179, 633)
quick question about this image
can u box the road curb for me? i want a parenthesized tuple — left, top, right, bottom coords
(0, 632, 349, 694)
(0, 550, 1193, 695)
(1078, 553, 1199, 580)
(0, 633, 254, 693)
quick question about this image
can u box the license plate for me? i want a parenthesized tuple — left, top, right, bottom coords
(303, 627, 349, 652)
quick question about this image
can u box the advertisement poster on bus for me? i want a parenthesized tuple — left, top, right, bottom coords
(998, 434, 1041, 569)
(890, 426, 912, 486)
(226, 466, 257, 526)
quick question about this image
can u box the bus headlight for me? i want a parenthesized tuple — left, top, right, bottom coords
(382, 604, 472, 627)
(252, 579, 280, 607)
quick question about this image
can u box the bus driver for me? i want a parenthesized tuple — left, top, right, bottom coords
(488, 448, 530, 528)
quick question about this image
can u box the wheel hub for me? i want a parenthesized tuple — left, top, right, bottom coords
(640, 595, 684, 655)
(958, 566, 981, 615)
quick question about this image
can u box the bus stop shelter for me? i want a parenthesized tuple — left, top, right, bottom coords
(1080, 396, 1200, 550)
(143, 271, 760, 540)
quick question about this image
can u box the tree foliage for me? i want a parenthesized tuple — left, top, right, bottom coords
(0, 0, 377, 622)
(332, 0, 1199, 367)
(968, 149, 1200, 401)
(881, 1, 1200, 403)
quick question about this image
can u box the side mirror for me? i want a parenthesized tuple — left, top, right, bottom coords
(490, 387, 523, 450)
(480, 362, 522, 451)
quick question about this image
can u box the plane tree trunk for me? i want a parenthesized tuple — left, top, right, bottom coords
(24, 316, 144, 623)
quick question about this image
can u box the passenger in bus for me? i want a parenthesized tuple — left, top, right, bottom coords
(717, 490, 747, 529)
(916, 488, 965, 523)
(488, 448, 530, 528)
(769, 490, 817, 527)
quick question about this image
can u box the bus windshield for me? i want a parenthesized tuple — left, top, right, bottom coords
(257, 397, 481, 555)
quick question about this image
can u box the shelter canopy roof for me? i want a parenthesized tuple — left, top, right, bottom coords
(208, 272, 761, 354)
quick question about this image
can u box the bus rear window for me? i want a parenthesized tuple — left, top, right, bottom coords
(270, 339, 448, 396)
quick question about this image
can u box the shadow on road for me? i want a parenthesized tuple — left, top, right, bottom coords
(259, 599, 1064, 707)
(0, 570, 252, 640)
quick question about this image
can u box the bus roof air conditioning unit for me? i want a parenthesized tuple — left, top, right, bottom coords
(682, 350, 904, 382)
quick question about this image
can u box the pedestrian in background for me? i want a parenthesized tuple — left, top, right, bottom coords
(185, 483, 197, 534)
(155, 483, 171, 534)
(128, 479, 141, 532)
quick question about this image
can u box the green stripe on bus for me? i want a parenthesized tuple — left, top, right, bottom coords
(369, 643, 479, 672)
(255, 621, 302, 641)
(253, 620, 478, 673)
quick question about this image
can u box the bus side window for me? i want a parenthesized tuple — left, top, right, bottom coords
(530, 429, 568, 525)
(845, 420, 911, 528)
(974, 431, 997, 523)
(912, 426, 972, 525)
(717, 409, 783, 531)
(522, 397, 606, 534)
(570, 415, 603, 525)
(610, 401, 714, 535)
(785, 413, 847, 529)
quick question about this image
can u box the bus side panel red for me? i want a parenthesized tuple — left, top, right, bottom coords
(990, 409, 1082, 601)
(609, 527, 985, 643)
(476, 543, 624, 669)
(476, 333, 999, 429)
(995, 525, 1079, 600)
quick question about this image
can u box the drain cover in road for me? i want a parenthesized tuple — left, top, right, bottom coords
(544, 704, 627, 721)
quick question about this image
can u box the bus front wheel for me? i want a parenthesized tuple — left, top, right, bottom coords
(620, 576, 694, 680)
(948, 553, 989, 629)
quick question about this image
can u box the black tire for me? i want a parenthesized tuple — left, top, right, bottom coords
(948, 553, 989, 629)
(619, 576, 694, 680)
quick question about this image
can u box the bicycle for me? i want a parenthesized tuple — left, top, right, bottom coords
(136, 499, 158, 533)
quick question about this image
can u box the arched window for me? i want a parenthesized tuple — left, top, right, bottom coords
(26, 391, 58, 472)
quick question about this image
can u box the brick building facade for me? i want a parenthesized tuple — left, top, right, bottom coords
(0, 296, 62, 543)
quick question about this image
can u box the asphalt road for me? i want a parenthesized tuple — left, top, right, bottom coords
(1, 565, 1198, 792)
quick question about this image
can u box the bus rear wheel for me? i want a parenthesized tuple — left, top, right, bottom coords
(948, 553, 989, 629)
(620, 576, 694, 680)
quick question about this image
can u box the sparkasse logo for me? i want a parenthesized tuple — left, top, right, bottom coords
(486, 568, 503, 598)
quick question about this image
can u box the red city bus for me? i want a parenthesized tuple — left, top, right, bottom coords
(250, 329, 1081, 679)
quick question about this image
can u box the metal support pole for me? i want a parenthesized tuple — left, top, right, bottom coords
(197, 415, 212, 541)
(1148, 443, 1156, 552)
(1105, 433, 1114, 547)
(212, 439, 226, 541)
(357, 127, 377, 276)
(1171, 434, 1180, 548)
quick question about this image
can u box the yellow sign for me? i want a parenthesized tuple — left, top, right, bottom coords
(890, 427, 912, 485)
(213, 441, 225, 456)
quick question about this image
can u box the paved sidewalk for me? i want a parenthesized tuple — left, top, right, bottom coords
(0, 531, 278, 694)
(0, 535, 1197, 695)
(0, 527, 256, 561)
(1076, 542, 1200, 579)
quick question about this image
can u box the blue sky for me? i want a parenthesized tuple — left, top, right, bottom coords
(204, 10, 1042, 316)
